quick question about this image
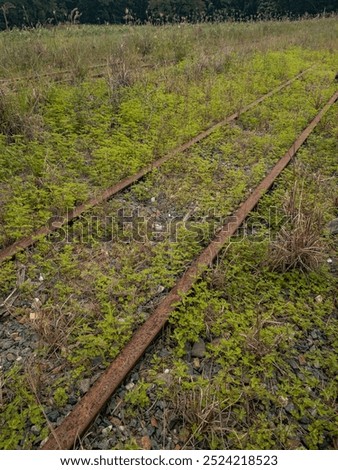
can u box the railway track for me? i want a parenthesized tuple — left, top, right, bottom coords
(0, 67, 314, 265)
(39, 89, 338, 450)
(0, 60, 174, 88)
(0, 36, 272, 86)
(0, 63, 107, 85)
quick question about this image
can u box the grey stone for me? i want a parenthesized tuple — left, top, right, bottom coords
(285, 402, 295, 414)
(312, 369, 325, 380)
(6, 353, 16, 362)
(102, 417, 113, 428)
(159, 348, 170, 358)
(2, 340, 13, 350)
(56, 417, 64, 426)
(131, 373, 139, 382)
(68, 396, 78, 406)
(155, 427, 163, 439)
(91, 356, 102, 367)
(151, 440, 160, 450)
(106, 400, 116, 415)
(328, 219, 338, 235)
(147, 425, 156, 437)
(31, 425, 41, 436)
(102, 426, 112, 437)
(47, 410, 60, 422)
(191, 339, 206, 358)
(96, 439, 111, 450)
(109, 437, 117, 448)
(129, 419, 137, 428)
(297, 341, 310, 353)
(22, 347, 32, 356)
(79, 379, 91, 394)
(118, 409, 125, 421)
(300, 416, 311, 425)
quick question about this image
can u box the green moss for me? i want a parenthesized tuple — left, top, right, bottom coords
(0, 367, 48, 450)
(125, 380, 151, 409)
(53, 387, 68, 408)
(0, 21, 337, 449)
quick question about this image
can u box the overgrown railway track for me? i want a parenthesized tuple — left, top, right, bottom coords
(39, 89, 338, 450)
(0, 61, 173, 88)
(0, 67, 314, 265)
(0, 63, 107, 85)
(0, 33, 290, 88)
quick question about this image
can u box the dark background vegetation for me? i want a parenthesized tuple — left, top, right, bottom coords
(0, 1, 337, 29)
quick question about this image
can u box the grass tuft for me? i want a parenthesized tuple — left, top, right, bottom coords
(268, 182, 326, 272)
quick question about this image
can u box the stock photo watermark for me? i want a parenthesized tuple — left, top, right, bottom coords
(45, 206, 285, 245)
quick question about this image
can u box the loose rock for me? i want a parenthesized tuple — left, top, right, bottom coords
(79, 379, 91, 394)
(191, 339, 206, 358)
(31, 425, 41, 436)
(47, 410, 60, 423)
(102, 426, 113, 437)
(2, 340, 13, 350)
(125, 382, 135, 391)
(6, 353, 16, 362)
(140, 435, 152, 450)
(328, 218, 338, 235)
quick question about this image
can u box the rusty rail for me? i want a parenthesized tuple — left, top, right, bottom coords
(41, 89, 338, 450)
(0, 67, 313, 264)
(0, 61, 175, 86)
(0, 63, 107, 85)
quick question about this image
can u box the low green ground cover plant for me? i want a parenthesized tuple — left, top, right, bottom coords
(0, 19, 337, 449)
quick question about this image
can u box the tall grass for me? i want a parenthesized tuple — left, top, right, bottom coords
(0, 17, 337, 79)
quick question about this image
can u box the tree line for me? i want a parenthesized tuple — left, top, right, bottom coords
(1, 1, 337, 30)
